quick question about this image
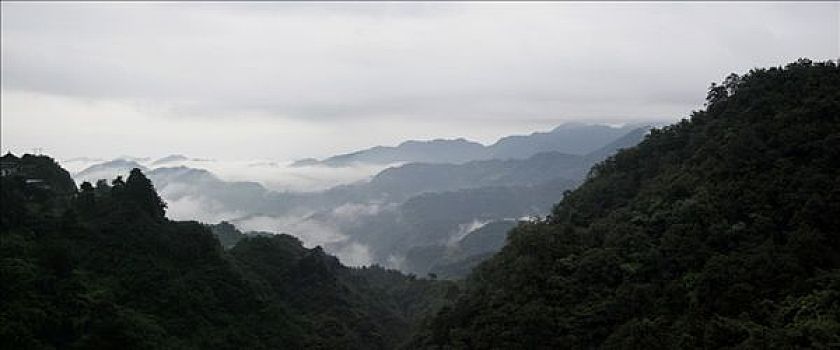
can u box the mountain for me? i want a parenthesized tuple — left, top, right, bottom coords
(583, 125, 651, 162)
(413, 60, 840, 348)
(455, 220, 519, 259)
(63, 126, 648, 271)
(74, 158, 148, 184)
(148, 166, 269, 210)
(331, 127, 649, 204)
(206, 221, 273, 249)
(488, 123, 642, 159)
(326, 178, 578, 270)
(0, 157, 457, 349)
(292, 138, 486, 167)
(363, 152, 585, 201)
(294, 124, 644, 167)
(235, 144, 617, 269)
(292, 157, 321, 166)
(403, 219, 520, 280)
(151, 154, 190, 166)
(68, 125, 650, 220)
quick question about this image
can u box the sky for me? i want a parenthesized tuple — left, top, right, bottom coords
(2, 1, 838, 161)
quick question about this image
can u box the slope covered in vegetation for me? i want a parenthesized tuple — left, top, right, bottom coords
(414, 60, 840, 349)
(0, 163, 456, 349)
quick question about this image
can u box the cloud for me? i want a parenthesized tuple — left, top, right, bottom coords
(334, 242, 373, 267)
(165, 195, 245, 223)
(2, 2, 837, 159)
(64, 153, 387, 193)
(448, 219, 490, 246)
(199, 161, 387, 192)
(331, 202, 393, 221)
(61, 155, 387, 267)
(233, 214, 373, 266)
(235, 214, 345, 245)
(386, 254, 407, 271)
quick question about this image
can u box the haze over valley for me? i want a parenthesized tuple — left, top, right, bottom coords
(60, 123, 652, 271)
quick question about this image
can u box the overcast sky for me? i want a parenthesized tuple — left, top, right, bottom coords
(2, 1, 837, 160)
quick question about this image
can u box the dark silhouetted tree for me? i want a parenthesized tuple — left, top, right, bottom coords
(125, 168, 166, 220)
(94, 179, 110, 197)
(110, 176, 126, 205)
(77, 181, 95, 211)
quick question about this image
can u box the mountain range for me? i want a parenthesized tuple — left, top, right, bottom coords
(292, 123, 648, 167)
(66, 124, 651, 274)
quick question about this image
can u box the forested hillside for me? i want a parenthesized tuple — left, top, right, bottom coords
(0, 162, 456, 349)
(414, 60, 840, 348)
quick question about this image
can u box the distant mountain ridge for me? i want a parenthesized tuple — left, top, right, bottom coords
(355, 126, 650, 202)
(151, 154, 189, 165)
(67, 125, 652, 272)
(293, 138, 486, 167)
(74, 159, 149, 184)
(292, 123, 649, 167)
(489, 123, 641, 159)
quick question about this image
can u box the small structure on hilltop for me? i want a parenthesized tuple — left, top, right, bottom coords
(1, 153, 53, 190)
(0, 152, 21, 177)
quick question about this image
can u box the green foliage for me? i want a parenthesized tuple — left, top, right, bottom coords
(1, 165, 457, 349)
(414, 59, 840, 349)
(124, 168, 167, 221)
(207, 221, 245, 249)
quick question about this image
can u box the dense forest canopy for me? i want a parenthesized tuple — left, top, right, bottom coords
(412, 59, 840, 349)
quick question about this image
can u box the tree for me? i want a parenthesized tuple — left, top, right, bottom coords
(77, 181, 95, 211)
(94, 179, 111, 197)
(125, 168, 166, 220)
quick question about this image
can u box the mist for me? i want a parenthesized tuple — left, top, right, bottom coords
(233, 214, 374, 266)
(65, 156, 390, 192)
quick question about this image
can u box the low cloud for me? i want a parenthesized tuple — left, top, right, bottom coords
(201, 160, 387, 192)
(331, 202, 394, 221)
(232, 214, 373, 266)
(448, 219, 490, 246)
(334, 242, 373, 267)
(63, 156, 384, 266)
(65, 157, 386, 192)
(165, 195, 245, 223)
(235, 214, 345, 246)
